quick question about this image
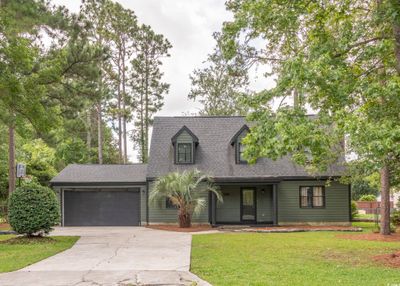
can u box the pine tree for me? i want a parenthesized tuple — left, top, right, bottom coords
(79, 0, 111, 164)
(189, 33, 250, 115)
(105, 2, 138, 163)
(0, 0, 103, 194)
(130, 25, 171, 163)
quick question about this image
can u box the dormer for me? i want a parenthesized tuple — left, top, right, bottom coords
(171, 126, 199, 164)
(230, 125, 250, 164)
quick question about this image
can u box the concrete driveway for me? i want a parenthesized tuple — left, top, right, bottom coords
(0, 227, 210, 286)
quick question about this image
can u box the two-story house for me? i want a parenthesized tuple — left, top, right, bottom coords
(51, 116, 351, 226)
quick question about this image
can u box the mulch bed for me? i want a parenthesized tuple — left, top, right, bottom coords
(0, 223, 10, 230)
(241, 225, 362, 233)
(373, 251, 400, 268)
(146, 224, 213, 232)
(338, 232, 400, 242)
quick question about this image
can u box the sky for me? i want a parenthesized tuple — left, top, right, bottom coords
(51, 0, 272, 162)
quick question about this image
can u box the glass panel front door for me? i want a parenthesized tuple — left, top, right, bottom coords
(241, 188, 256, 222)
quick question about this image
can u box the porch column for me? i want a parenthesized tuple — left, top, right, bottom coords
(272, 184, 278, 225)
(211, 192, 216, 225)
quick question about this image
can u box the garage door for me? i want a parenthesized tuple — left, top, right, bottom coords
(64, 189, 140, 226)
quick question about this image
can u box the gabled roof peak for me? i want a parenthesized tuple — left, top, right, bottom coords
(171, 125, 199, 145)
(230, 124, 250, 145)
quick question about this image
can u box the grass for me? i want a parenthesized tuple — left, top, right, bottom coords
(352, 221, 378, 232)
(0, 235, 79, 273)
(354, 213, 376, 220)
(191, 222, 400, 286)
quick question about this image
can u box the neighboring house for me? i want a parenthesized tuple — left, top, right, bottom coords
(51, 116, 351, 227)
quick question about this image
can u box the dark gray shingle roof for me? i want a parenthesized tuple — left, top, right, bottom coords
(51, 164, 147, 184)
(147, 116, 345, 180)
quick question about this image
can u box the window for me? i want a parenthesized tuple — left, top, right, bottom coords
(237, 142, 247, 164)
(177, 143, 192, 163)
(166, 198, 177, 209)
(238, 142, 245, 162)
(300, 186, 325, 208)
(230, 125, 250, 164)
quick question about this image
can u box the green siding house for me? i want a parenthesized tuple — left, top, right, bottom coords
(51, 116, 350, 226)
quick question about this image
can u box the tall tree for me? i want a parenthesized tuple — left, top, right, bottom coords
(221, 0, 400, 234)
(105, 2, 138, 163)
(0, 0, 103, 195)
(189, 33, 250, 115)
(80, 0, 111, 164)
(130, 25, 171, 163)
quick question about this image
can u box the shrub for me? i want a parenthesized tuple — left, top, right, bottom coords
(359, 194, 377, 201)
(391, 210, 400, 226)
(351, 180, 379, 201)
(8, 184, 60, 236)
(351, 201, 358, 219)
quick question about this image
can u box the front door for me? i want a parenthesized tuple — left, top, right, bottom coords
(241, 188, 256, 223)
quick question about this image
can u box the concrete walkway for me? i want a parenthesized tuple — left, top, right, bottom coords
(0, 227, 211, 286)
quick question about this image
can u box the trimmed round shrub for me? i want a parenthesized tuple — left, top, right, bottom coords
(8, 185, 60, 236)
(359, 194, 377, 201)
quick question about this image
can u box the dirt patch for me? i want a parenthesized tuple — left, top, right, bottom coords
(338, 232, 400, 242)
(0, 236, 56, 245)
(373, 251, 400, 268)
(146, 224, 213, 232)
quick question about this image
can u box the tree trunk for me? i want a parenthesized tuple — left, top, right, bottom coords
(122, 45, 128, 164)
(293, 89, 299, 108)
(8, 123, 16, 195)
(97, 102, 103, 164)
(178, 211, 192, 228)
(393, 17, 400, 74)
(139, 89, 145, 163)
(117, 68, 123, 164)
(86, 109, 92, 154)
(380, 164, 391, 235)
(143, 55, 149, 164)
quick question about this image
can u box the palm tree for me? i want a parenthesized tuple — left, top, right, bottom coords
(150, 169, 222, 228)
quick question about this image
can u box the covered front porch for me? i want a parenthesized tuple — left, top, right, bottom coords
(209, 183, 278, 225)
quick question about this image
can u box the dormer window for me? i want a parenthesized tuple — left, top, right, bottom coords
(238, 142, 246, 163)
(177, 143, 192, 163)
(230, 125, 250, 164)
(171, 125, 199, 164)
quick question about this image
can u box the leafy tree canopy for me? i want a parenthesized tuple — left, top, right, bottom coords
(189, 33, 250, 116)
(221, 0, 400, 184)
(221, 0, 400, 234)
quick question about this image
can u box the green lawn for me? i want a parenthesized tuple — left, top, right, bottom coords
(352, 221, 378, 232)
(0, 235, 79, 273)
(354, 213, 376, 220)
(191, 223, 400, 286)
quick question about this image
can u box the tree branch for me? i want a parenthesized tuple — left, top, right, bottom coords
(334, 37, 386, 58)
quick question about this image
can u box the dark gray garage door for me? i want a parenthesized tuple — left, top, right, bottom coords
(64, 189, 140, 226)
